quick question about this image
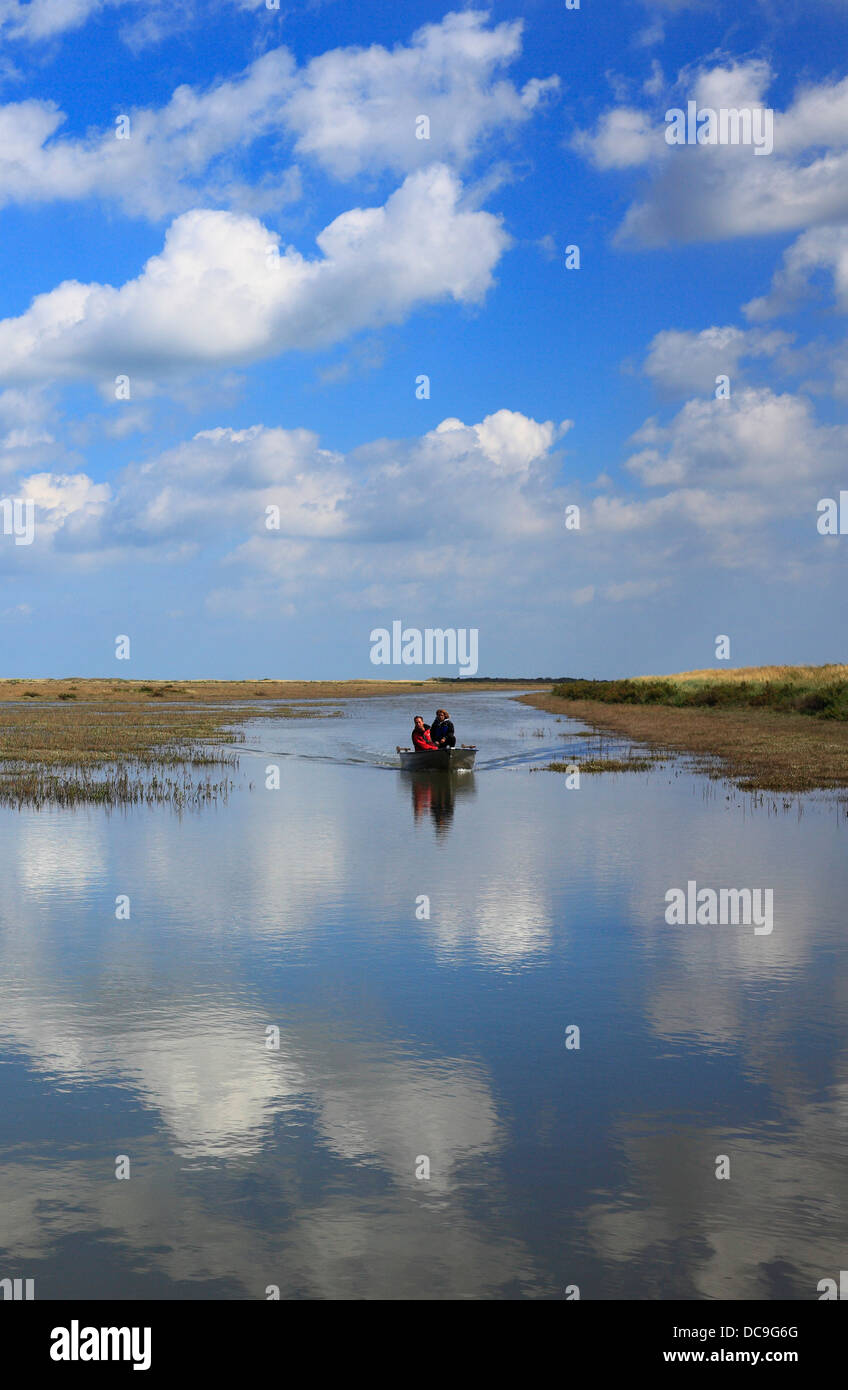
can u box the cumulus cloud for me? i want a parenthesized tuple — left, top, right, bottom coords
(0, 0, 276, 47)
(104, 424, 348, 548)
(572, 108, 655, 170)
(0, 51, 300, 220)
(0, 13, 556, 217)
(575, 60, 848, 245)
(0, 385, 63, 473)
(0, 385, 51, 436)
(21, 470, 110, 532)
(0, 0, 132, 43)
(281, 9, 558, 180)
(0, 166, 509, 384)
(78, 408, 568, 558)
(3, 471, 112, 565)
(9, 391, 843, 608)
(744, 225, 848, 319)
(9, 409, 578, 602)
(518, 384, 848, 581)
(433, 410, 567, 477)
(624, 386, 848, 491)
(643, 325, 792, 397)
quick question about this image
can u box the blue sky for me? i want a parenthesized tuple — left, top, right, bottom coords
(0, 0, 846, 677)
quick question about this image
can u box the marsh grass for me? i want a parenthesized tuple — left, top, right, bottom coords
(541, 752, 665, 774)
(539, 750, 664, 783)
(643, 664, 848, 686)
(0, 699, 339, 810)
(523, 672, 848, 794)
(0, 677, 532, 704)
(553, 665, 848, 719)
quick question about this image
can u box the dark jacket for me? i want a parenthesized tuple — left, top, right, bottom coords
(430, 717, 455, 746)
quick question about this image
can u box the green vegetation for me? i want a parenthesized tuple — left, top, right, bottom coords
(553, 665, 848, 720)
(544, 756, 663, 774)
(0, 699, 341, 810)
(523, 666, 848, 793)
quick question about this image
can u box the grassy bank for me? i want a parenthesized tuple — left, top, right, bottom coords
(0, 677, 542, 705)
(522, 666, 848, 793)
(551, 665, 848, 719)
(0, 700, 267, 810)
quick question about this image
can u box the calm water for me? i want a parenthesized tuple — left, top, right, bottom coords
(1, 692, 846, 1300)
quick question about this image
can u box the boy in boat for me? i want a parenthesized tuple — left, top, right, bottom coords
(430, 709, 456, 748)
(411, 716, 439, 750)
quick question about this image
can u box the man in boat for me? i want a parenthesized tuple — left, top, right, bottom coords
(430, 709, 456, 748)
(411, 716, 439, 750)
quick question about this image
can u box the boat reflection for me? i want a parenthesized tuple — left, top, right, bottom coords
(403, 770, 477, 835)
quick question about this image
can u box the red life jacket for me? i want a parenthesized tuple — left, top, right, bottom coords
(412, 726, 438, 750)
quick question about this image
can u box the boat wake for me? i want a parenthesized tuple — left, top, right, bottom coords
(236, 745, 399, 769)
(473, 746, 581, 771)
(236, 743, 588, 772)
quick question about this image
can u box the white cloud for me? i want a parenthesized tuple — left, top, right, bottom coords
(98, 408, 567, 557)
(643, 60, 665, 98)
(776, 73, 848, 156)
(576, 61, 848, 245)
(573, 107, 655, 170)
(745, 225, 848, 319)
(0, 0, 132, 43)
(438, 408, 569, 476)
(101, 406, 153, 439)
(0, 50, 300, 219)
(281, 9, 558, 179)
(13, 389, 844, 606)
(643, 325, 792, 396)
(0, 385, 61, 472)
(0, 13, 557, 217)
(0, 0, 273, 47)
(11, 409, 574, 603)
(107, 424, 348, 547)
(0, 166, 509, 384)
(0, 385, 50, 432)
(635, 20, 665, 50)
(624, 386, 847, 491)
(18, 470, 111, 549)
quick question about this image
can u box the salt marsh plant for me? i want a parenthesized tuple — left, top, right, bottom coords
(0, 697, 339, 810)
(553, 666, 848, 720)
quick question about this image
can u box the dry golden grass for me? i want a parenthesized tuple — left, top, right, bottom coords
(0, 677, 536, 704)
(522, 691, 848, 794)
(638, 664, 848, 686)
(0, 697, 336, 808)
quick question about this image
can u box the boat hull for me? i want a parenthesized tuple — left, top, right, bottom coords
(398, 747, 476, 772)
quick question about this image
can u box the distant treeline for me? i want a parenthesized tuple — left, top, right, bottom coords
(438, 676, 570, 683)
(551, 676, 848, 720)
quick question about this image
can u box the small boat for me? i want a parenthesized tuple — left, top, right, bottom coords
(396, 745, 477, 772)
